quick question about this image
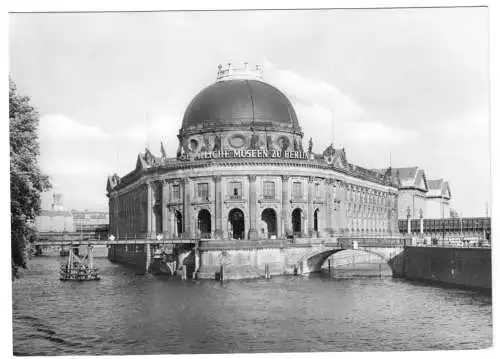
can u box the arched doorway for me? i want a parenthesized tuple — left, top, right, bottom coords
(175, 210, 183, 237)
(197, 209, 211, 238)
(228, 208, 245, 240)
(314, 208, 319, 232)
(292, 208, 302, 235)
(261, 208, 277, 239)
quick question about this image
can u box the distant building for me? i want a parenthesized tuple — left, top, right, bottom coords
(380, 167, 451, 220)
(34, 192, 109, 233)
(71, 210, 109, 233)
(51, 192, 64, 211)
(35, 210, 75, 232)
(425, 179, 451, 218)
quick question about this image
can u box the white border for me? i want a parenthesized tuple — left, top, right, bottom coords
(2, 2, 498, 359)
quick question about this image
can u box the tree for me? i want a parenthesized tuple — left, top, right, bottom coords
(10, 77, 51, 276)
(449, 208, 459, 218)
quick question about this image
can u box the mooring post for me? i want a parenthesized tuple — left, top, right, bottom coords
(181, 265, 187, 280)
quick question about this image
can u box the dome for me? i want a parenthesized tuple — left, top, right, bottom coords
(181, 79, 302, 135)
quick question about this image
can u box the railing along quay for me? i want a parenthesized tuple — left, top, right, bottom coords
(33, 233, 409, 248)
(406, 240, 491, 249)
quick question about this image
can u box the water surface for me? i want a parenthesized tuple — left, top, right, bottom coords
(12, 257, 492, 355)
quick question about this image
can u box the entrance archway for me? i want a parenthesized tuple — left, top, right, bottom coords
(175, 210, 183, 237)
(292, 208, 302, 235)
(261, 208, 277, 239)
(314, 208, 319, 232)
(228, 208, 245, 240)
(197, 209, 211, 238)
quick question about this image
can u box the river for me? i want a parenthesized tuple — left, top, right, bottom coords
(12, 257, 492, 355)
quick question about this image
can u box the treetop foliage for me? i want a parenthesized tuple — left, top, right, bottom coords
(10, 77, 51, 220)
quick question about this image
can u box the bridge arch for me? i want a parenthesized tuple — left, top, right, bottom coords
(295, 246, 404, 276)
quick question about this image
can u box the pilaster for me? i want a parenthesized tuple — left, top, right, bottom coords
(248, 174, 258, 240)
(281, 175, 290, 237)
(182, 178, 192, 238)
(146, 182, 153, 236)
(214, 175, 223, 239)
(324, 178, 334, 236)
(162, 180, 169, 238)
(307, 177, 314, 236)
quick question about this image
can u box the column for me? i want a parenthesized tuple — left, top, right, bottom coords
(338, 182, 346, 234)
(151, 183, 157, 235)
(248, 175, 258, 240)
(162, 180, 169, 238)
(324, 179, 333, 236)
(214, 176, 223, 239)
(146, 182, 153, 237)
(183, 178, 192, 238)
(281, 175, 290, 238)
(407, 209, 411, 235)
(307, 177, 314, 236)
(419, 208, 424, 235)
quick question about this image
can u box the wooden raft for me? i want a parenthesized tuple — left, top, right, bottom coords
(60, 245, 100, 281)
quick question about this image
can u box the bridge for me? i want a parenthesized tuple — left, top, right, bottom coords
(30, 231, 490, 288)
(193, 236, 406, 279)
(35, 231, 488, 282)
(33, 239, 198, 246)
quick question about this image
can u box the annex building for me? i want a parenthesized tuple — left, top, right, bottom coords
(106, 64, 450, 241)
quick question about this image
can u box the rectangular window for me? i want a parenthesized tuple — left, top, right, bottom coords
(198, 183, 209, 200)
(263, 181, 275, 199)
(230, 181, 242, 199)
(172, 184, 180, 201)
(292, 181, 303, 199)
(315, 183, 320, 197)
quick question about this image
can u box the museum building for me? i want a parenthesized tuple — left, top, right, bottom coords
(106, 64, 403, 241)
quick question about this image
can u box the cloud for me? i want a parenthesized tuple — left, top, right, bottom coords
(116, 115, 180, 150)
(341, 121, 419, 146)
(40, 158, 111, 176)
(40, 114, 109, 140)
(264, 62, 418, 155)
(264, 60, 365, 122)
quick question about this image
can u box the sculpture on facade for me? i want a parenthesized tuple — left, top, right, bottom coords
(213, 134, 222, 152)
(308, 137, 313, 154)
(250, 127, 259, 150)
(160, 141, 167, 159)
(266, 135, 273, 151)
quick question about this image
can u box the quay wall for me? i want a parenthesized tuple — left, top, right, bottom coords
(403, 246, 491, 290)
(78, 244, 108, 258)
(196, 241, 315, 279)
(107, 243, 151, 274)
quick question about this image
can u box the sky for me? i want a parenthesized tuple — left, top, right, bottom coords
(8, 7, 490, 216)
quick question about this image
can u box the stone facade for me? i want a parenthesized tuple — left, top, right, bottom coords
(385, 167, 452, 220)
(106, 64, 400, 241)
(107, 162, 400, 241)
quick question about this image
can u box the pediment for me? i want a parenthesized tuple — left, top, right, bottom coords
(334, 156, 345, 169)
(136, 154, 147, 170)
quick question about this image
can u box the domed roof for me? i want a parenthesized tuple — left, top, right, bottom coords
(181, 79, 301, 135)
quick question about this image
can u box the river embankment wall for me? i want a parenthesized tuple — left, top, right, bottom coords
(107, 243, 151, 274)
(403, 246, 491, 290)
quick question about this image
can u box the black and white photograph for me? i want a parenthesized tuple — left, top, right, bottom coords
(6, 1, 495, 357)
